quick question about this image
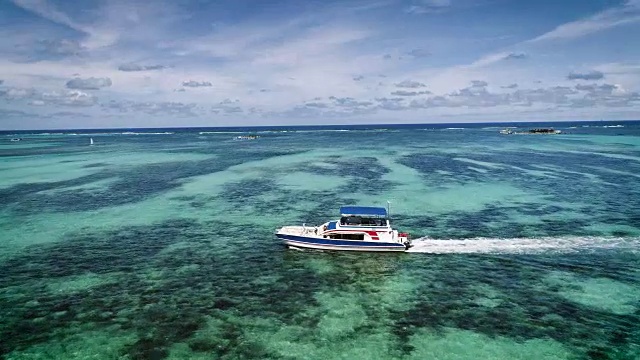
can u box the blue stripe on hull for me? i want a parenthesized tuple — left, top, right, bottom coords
(276, 234, 406, 252)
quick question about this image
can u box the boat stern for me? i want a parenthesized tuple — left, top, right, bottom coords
(399, 232, 412, 249)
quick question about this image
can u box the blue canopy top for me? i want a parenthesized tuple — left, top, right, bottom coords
(340, 206, 387, 218)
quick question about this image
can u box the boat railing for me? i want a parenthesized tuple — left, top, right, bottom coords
(301, 224, 317, 236)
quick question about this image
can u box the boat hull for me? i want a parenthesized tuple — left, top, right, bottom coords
(276, 233, 408, 252)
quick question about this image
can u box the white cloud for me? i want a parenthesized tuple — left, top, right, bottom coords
(406, 0, 451, 14)
(1, 86, 97, 106)
(375, 97, 407, 111)
(468, 52, 529, 68)
(66, 77, 112, 90)
(118, 64, 169, 72)
(527, 0, 640, 43)
(504, 53, 527, 60)
(460, 1, 640, 73)
(9, 0, 119, 49)
(101, 100, 199, 116)
(1, 88, 36, 99)
(396, 80, 427, 88)
(182, 80, 212, 88)
(41, 89, 97, 106)
(10, 0, 85, 33)
(391, 90, 432, 96)
(406, 48, 431, 58)
(567, 71, 604, 80)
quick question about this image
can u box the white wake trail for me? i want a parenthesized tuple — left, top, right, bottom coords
(406, 236, 640, 254)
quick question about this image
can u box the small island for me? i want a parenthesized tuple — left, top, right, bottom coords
(500, 128, 561, 135)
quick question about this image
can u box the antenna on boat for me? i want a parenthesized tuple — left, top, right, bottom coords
(387, 201, 391, 220)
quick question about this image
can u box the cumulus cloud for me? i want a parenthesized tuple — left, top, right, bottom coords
(182, 80, 212, 87)
(443, 81, 507, 107)
(567, 70, 605, 80)
(405, 82, 639, 109)
(569, 83, 638, 107)
(396, 80, 427, 88)
(1, 87, 97, 107)
(504, 52, 527, 60)
(329, 96, 373, 108)
(471, 80, 488, 87)
(375, 97, 407, 111)
(574, 83, 621, 96)
(215, 106, 242, 114)
(304, 102, 329, 108)
(118, 64, 168, 72)
(575, 84, 599, 91)
(1, 88, 36, 100)
(280, 96, 376, 118)
(283, 79, 640, 117)
(390, 90, 432, 96)
(42, 90, 97, 106)
(102, 100, 199, 116)
(406, 48, 431, 58)
(66, 77, 112, 90)
(211, 99, 244, 115)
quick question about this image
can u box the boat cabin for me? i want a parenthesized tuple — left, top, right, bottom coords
(338, 206, 389, 227)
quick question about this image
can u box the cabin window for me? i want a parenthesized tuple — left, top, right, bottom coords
(340, 216, 387, 226)
(329, 233, 364, 240)
(340, 216, 362, 225)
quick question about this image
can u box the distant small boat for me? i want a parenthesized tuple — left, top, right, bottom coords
(90, 138, 94, 146)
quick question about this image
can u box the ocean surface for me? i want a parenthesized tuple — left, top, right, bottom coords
(1, 120, 639, 359)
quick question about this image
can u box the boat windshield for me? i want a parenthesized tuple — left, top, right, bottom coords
(340, 216, 387, 226)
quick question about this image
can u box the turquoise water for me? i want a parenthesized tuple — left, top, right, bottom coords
(1, 121, 639, 359)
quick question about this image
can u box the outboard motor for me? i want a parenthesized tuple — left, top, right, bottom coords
(398, 232, 412, 249)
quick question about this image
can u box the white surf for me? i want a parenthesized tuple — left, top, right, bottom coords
(406, 236, 640, 254)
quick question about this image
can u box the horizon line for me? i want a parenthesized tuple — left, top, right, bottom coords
(1, 119, 637, 132)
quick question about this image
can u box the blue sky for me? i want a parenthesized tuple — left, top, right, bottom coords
(0, 0, 639, 129)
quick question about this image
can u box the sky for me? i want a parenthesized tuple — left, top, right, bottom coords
(1, 0, 640, 129)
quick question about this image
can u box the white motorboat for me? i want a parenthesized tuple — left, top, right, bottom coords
(276, 206, 411, 252)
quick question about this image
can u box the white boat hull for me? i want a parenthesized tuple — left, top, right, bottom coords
(276, 226, 409, 252)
